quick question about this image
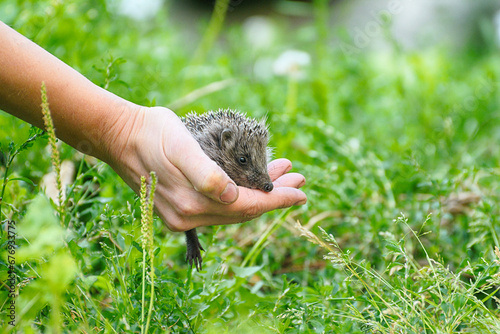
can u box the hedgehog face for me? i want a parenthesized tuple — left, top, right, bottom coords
(185, 110, 274, 193)
(210, 124, 273, 192)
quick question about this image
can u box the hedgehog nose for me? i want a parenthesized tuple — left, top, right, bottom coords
(263, 182, 273, 192)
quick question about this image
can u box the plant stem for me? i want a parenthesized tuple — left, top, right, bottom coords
(140, 172, 156, 334)
(145, 252, 155, 334)
(192, 0, 230, 66)
(40, 82, 65, 225)
(183, 0, 230, 93)
(0, 131, 43, 236)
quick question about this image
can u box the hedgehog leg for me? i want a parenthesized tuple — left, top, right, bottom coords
(185, 228, 205, 271)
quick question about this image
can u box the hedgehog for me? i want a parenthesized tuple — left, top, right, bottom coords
(181, 109, 273, 271)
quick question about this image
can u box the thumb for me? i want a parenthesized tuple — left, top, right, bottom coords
(170, 125, 239, 204)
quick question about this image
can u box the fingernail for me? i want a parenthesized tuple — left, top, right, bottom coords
(220, 183, 238, 204)
(294, 199, 307, 206)
(298, 177, 306, 188)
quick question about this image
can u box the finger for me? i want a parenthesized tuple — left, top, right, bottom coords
(268, 158, 292, 181)
(168, 122, 239, 205)
(273, 173, 306, 189)
(155, 185, 307, 231)
(153, 188, 210, 232)
(230, 186, 307, 219)
(165, 187, 307, 229)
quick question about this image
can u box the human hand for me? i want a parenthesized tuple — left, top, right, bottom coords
(106, 106, 307, 232)
(0, 22, 306, 232)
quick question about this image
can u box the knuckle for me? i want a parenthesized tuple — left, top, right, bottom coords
(174, 199, 202, 217)
(198, 168, 224, 194)
(156, 200, 198, 232)
(158, 213, 183, 232)
(167, 221, 184, 232)
(164, 215, 191, 232)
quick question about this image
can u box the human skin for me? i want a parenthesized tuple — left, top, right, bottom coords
(0, 21, 307, 232)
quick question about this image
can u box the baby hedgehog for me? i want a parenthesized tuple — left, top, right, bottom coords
(181, 109, 274, 271)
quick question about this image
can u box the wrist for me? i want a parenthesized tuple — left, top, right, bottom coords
(94, 101, 143, 168)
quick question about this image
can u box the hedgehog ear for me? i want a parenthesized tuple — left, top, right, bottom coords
(219, 128, 233, 148)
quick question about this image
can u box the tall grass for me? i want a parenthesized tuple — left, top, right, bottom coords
(0, 0, 499, 332)
(139, 172, 157, 334)
(40, 82, 65, 223)
(296, 215, 500, 333)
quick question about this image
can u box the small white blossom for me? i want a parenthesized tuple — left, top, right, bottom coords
(272, 49, 311, 80)
(346, 137, 360, 152)
(243, 16, 275, 50)
(117, 0, 163, 21)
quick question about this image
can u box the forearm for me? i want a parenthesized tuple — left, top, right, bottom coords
(0, 22, 307, 230)
(0, 21, 137, 162)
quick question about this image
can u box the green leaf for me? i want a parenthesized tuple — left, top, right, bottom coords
(232, 265, 263, 278)
(7, 176, 36, 187)
(39, 251, 77, 294)
(132, 240, 143, 253)
(385, 242, 400, 253)
(16, 194, 63, 262)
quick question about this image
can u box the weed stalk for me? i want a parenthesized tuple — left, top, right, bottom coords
(140, 172, 157, 334)
(0, 130, 42, 235)
(182, 0, 229, 93)
(40, 82, 65, 224)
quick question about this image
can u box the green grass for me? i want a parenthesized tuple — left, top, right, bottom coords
(1, 0, 500, 333)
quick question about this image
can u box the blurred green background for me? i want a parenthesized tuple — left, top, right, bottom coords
(1, 0, 500, 333)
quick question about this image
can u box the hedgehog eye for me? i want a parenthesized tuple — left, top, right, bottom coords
(238, 156, 247, 164)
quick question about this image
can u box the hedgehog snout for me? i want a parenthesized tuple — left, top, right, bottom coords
(263, 182, 273, 192)
(255, 174, 273, 192)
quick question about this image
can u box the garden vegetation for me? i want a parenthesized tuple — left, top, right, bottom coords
(1, 0, 500, 332)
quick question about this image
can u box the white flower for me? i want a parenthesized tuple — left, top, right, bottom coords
(243, 16, 275, 50)
(272, 49, 311, 80)
(117, 0, 163, 21)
